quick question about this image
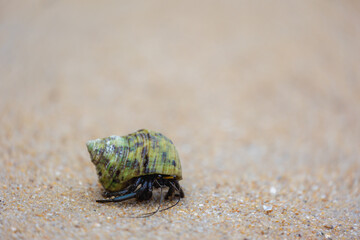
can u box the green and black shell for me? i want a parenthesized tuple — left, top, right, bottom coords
(86, 129, 182, 192)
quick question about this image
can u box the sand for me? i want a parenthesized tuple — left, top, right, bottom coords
(1, 1, 359, 239)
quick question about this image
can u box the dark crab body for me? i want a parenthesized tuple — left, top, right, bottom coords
(86, 129, 184, 209)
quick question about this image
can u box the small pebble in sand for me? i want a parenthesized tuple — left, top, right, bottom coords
(324, 224, 334, 230)
(262, 205, 273, 213)
(325, 234, 333, 240)
(270, 187, 277, 195)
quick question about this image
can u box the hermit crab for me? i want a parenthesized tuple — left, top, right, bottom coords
(86, 129, 184, 217)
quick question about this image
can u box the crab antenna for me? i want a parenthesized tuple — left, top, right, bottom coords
(159, 181, 181, 212)
(133, 182, 164, 218)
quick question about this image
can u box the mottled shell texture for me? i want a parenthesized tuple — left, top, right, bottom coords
(86, 129, 182, 192)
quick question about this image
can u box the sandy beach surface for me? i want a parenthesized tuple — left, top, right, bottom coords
(1, 1, 359, 239)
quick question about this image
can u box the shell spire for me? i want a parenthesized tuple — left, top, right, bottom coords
(86, 138, 103, 165)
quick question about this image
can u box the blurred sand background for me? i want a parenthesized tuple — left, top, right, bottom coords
(1, 1, 360, 239)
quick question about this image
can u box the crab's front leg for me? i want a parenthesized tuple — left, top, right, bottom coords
(136, 177, 154, 201)
(97, 177, 144, 202)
